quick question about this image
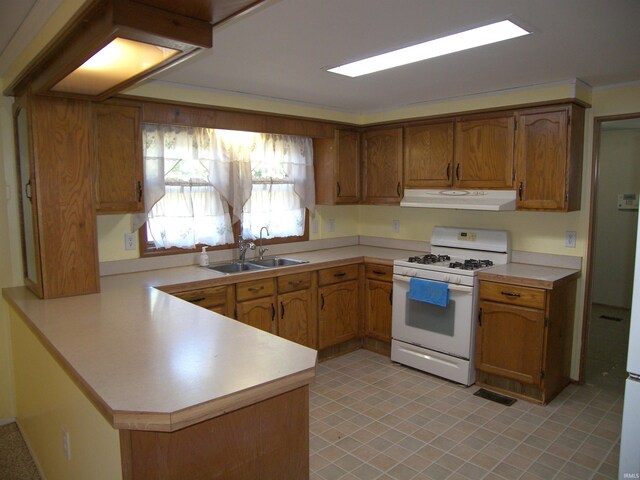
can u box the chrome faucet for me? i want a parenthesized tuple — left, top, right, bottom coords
(238, 236, 255, 263)
(258, 226, 270, 259)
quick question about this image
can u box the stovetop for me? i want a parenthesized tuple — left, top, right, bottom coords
(406, 254, 494, 271)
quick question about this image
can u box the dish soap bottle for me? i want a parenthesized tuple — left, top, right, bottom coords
(199, 246, 209, 267)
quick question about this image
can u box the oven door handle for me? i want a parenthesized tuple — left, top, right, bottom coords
(392, 275, 474, 293)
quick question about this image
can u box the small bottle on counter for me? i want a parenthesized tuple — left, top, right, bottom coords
(199, 246, 209, 267)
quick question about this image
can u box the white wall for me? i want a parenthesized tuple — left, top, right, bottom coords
(592, 128, 640, 307)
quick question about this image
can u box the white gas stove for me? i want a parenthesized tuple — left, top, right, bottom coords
(391, 226, 510, 385)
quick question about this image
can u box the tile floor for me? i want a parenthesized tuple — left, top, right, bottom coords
(309, 349, 622, 480)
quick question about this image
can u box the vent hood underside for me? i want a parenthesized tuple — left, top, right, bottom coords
(400, 189, 517, 211)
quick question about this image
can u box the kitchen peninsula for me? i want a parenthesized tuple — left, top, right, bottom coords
(3, 265, 319, 479)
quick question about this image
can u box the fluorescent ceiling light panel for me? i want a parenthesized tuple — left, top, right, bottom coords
(328, 20, 530, 77)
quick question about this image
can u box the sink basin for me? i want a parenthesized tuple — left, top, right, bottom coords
(207, 262, 268, 274)
(247, 257, 308, 268)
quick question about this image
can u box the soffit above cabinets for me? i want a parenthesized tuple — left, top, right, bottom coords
(3, 0, 265, 100)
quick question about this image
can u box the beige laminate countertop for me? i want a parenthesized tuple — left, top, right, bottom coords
(478, 262, 581, 289)
(2, 245, 418, 433)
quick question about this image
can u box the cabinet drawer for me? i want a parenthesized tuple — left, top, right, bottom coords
(236, 277, 275, 301)
(365, 264, 393, 282)
(480, 281, 546, 309)
(174, 286, 228, 310)
(277, 272, 312, 293)
(318, 264, 359, 286)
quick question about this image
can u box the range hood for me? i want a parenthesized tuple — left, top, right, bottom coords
(400, 189, 517, 211)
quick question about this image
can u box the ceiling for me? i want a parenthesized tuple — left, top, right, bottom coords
(3, 0, 640, 114)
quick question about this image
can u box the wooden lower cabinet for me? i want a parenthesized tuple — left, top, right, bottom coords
(476, 278, 576, 404)
(317, 264, 360, 349)
(236, 278, 277, 334)
(364, 264, 392, 343)
(120, 386, 309, 480)
(172, 285, 234, 317)
(277, 271, 318, 348)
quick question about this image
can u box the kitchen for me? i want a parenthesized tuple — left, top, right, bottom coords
(1, 0, 640, 479)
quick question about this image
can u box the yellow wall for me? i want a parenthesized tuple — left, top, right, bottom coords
(9, 307, 121, 480)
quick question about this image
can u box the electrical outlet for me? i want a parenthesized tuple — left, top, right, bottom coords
(62, 428, 71, 460)
(392, 219, 400, 233)
(565, 231, 576, 248)
(124, 232, 136, 251)
(328, 219, 335, 232)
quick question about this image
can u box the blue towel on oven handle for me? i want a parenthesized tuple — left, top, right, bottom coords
(408, 277, 450, 307)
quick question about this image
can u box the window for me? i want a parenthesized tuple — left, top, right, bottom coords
(137, 125, 314, 256)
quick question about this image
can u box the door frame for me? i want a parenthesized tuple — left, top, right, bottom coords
(579, 112, 640, 382)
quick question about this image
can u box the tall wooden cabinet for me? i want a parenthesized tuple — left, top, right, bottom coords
(92, 103, 144, 213)
(314, 129, 360, 204)
(13, 94, 99, 299)
(514, 104, 585, 211)
(454, 113, 515, 188)
(364, 264, 392, 343)
(362, 127, 403, 204)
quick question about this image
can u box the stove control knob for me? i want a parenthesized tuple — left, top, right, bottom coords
(444, 274, 451, 282)
(453, 276, 462, 284)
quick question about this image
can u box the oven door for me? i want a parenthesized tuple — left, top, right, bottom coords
(392, 274, 475, 359)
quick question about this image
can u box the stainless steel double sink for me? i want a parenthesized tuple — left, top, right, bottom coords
(207, 257, 308, 274)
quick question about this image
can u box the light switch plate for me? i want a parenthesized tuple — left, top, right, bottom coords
(392, 219, 400, 233)
(565, 231, 576, 248)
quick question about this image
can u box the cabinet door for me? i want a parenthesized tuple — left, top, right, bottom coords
(362, 128, 403, 204)
(476, 301, 545, 386)
(318, 280, 359, 349)
(335, 129, 360, 203)
(454, 115, 515, 188)
(514, 107, 571, 210)
(364, 279, 392, 342)
(279, 290, 314, 348)
(93, 104, 143, 213)
(236, 296, 277, 334)
(404, 122, 454, 188)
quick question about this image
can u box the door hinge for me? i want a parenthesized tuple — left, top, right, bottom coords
(540, 370, 545, 379)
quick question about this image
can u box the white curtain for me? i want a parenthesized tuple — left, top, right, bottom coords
(135, 124, 315, 247)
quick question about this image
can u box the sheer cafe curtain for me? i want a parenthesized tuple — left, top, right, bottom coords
(135, 125, 234, 249)
(135, 125, 315, 249)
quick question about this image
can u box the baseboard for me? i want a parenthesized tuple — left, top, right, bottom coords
(0, 417, 16, 426)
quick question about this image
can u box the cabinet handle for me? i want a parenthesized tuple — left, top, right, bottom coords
(137, 181, 143, 203)
(456, 163, 461, 180)
(271, 303, 276, 321)
(189, 297, 206, 303)
(280, 301, 285, 319)
(396, 182, 401, 197)
(446, 163, 451, 180)
(25, 180, 32, 200)
(321, 293, 325, 310)
(501, 290, 521, 298)
(333, 272, 346, 278)
(248, 286, 264, 292)
(518, 182, 523, 201)
(478, 307, 482, 326)
(372, 270, 386, 276)
(389, 290, 393, 305)
(336, 182, 341, 197)
(288, 280, 302, 287)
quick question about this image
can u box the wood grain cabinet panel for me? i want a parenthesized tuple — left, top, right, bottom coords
(454, 114, 515, 188)
(514, 104, 585, 211)
(362, 127, 403, 204)
(236, 296, 277, 334)
(404, 121, 454, 188)
(173, 285, 233, 317)
(279, 290, 314, 347)
(364, 264, 393, 344)
(314, 129, 360, 204)
(15, 94, 99, 298)
(93, 103, 143, 213)
(318, 279, 359, 349)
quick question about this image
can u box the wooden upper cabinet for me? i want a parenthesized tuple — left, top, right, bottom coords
(314, 129, 360, 205)
(362, 127, 403, 204)
(93, 103, 144, 214)
(514, 104, 585, 211)
(16, 95, 99, 298)
(454, 114, 515, 188)
(404, 121, 454, 188)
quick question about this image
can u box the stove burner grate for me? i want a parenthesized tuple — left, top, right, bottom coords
(407, 254, 451, 265)
(449, 259, 494, 270)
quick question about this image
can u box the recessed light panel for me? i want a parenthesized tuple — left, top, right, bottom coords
(328, 20, 530, 77)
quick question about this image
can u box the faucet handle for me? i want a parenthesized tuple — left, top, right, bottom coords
(258, 246, 269, 259)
